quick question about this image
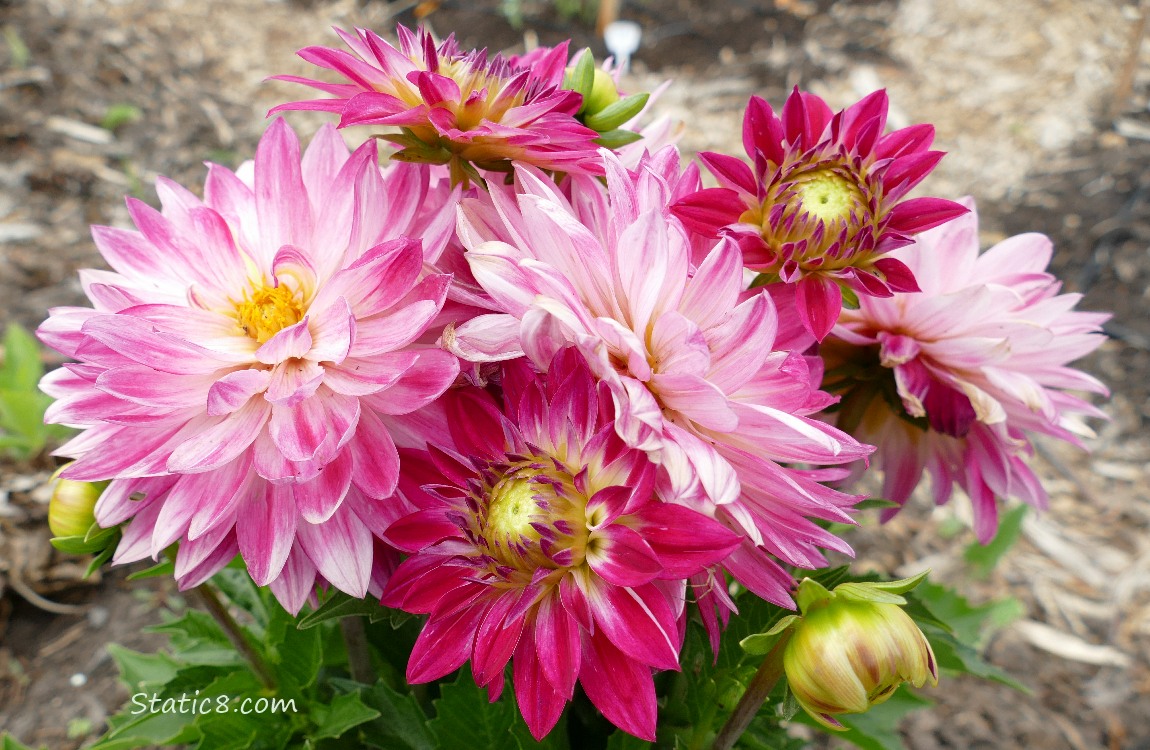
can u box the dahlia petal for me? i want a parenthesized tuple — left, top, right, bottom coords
(236, 482, 298, 586)
(795, 274, 843, 342)
(384, 510, 460, 551)
(472, 590, 528, 685)
(206, 369, 272, 416)
(174, 524, 235, 587)
(348, 408, 401, 499)
(187, 456, 256, 540)
(580, 629, 658, 742)
(268, 389, 359, 463)
(886, 196, 969, 235)
(293, 449, 354, 524)
(586, 524, 662, 587)
(297, 501, 373, 597)
(698, 152, 757, 195)
(367, 348, 460, 415)
(323, 350, 419, 397)
(633, 503, 742, 576)
(513, 625, 568, 740)
(255, 318, 313, 365)
(407, 592, 487, 683)
(587, 579, 680, 670)
(265, 359, 325, 406)
(269, 548, 319, 615)
(166, 399, 270, 473)
(254, 118, 312, 263)
(80, 315, 242, 374)
(533, 591, 581, 699)
(670, 188, 746, 236)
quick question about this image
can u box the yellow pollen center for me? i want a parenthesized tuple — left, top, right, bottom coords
(794, 169, 862, 223)
(486, 477, 542, 546)
(234, 284, 304, 343)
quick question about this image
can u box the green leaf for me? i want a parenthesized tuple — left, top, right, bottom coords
(963, 504, 1027, 577)
(793, 686, 932, 750)
(605, 731, 651, 749)
(147, 610, 242, 667)
(89, 709, 202, 750)
(297, 591, 390, 629)
(336, 679, 435, 750)
(584, 93, 649, 131)
(107, 644, 181, 692)
(51, 534, 101, 555)
(265, 598, 323, 692)
(310, 691, 381, 741)
(84, 543, 117, 577)
(1, 733, 41, 750)
(592, 129, 644, 149)
(211, 566, 270, 630)
(0, 323, 44, 391)
(854, 497, 901, 511)
(840, 283, 861, 310)
(102, 104, 141, 131)
(563, 49, 595, 104)
(126, 559, 175, 581)
(429, 673, 560, 750)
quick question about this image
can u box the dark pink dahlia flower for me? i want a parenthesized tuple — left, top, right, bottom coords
(38, 119, 460, 612)
(382, 350, 740, 740)
(272, 25, 602, 182)
(673, 88, 968, 341)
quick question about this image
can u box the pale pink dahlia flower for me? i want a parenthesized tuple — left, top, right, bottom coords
(37, 119, 460, 611)
(383, 350, 740, 740)
(272, 25, 601, 182)
(822, 198, 1108, 541)
(673, 89, 968, 341)
(446, 147, 872, 608)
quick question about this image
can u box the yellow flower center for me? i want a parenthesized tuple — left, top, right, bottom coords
(486, 476, 543, 549)
(793, 168, 863, 224)
(234, 284, 305, 343)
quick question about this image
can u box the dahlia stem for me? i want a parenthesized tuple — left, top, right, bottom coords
(340, 615, 374, 684)
(196, 584, 277, 691)
(710, 630, 792, 750)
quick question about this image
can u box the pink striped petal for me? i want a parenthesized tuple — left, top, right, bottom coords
(236, 482, 297, 586)
(296, 502, 372, 597)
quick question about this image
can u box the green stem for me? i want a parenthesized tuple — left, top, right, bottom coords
(340, 616, 374, 684)
(710, 631, 792, 750)
(196, 584, 277, 690)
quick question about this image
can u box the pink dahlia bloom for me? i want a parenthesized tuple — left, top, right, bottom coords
(822, 198, 1108, 541)
(446, 147, 872, 608)
(272, 25, 602, 181)
(37, 119, 460, 612)
(673, 88, 968, 341)
(383, 350, 740, 740)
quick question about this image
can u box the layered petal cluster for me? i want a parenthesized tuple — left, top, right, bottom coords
(273, 25, 602, 181)
(38, 119, 460, 611)
(383, 350, 739, 740)
(673, 88, 968, 340)
(822, 198, 1108, 541)
(446, 146, 872, 608)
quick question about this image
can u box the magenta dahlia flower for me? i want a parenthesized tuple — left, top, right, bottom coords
(673, 88, 968, 341)
(272, 25, 602, 182)
(37, 119, 460, 612)
(822, 198, 1108, 541)
(445, 147, 872, 608)
(383, 350, 740, 740)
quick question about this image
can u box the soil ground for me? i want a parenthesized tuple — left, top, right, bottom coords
(0, 1, 1147, 748)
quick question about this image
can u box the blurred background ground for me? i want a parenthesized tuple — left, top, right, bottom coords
(0, 0, 1147, 747)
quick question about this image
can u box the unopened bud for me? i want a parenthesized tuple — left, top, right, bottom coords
(783, 574, 937, 729)
(584, 68, 621, 115)
(47, 467, 101, 539)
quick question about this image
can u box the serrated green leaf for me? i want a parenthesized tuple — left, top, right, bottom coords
(310, 690, 382, 741)
(429, 673, 562, 750)
(148, 610, 242, 667)
(211, 567, 270, 630)
(909, 582, 1022, 646)
(341, 679, 435, 750)
(265, 599, 322, 692)
(88, 708, 202, 750)
(584, 92, 649, 131)
(297, 591, 388, 629)
(963, 504, 1027, 577)
(593, 128, 644, 149)
(107, 644, 181, 691)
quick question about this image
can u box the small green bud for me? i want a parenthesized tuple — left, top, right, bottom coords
(47, 467, 102, 539)
(584, 68, 621, 115)
(783, 576, 937, 730)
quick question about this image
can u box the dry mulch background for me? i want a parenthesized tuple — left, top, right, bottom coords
(1, 1, 1147, 748)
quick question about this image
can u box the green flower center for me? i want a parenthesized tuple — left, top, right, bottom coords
(486, 476, 543, 547)
(793, 168, 863, 224)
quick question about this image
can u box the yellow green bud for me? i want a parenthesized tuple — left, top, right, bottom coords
(782, 575, 938, 730)
(584, 68, 621, 115)
(47, 467, 102, 539)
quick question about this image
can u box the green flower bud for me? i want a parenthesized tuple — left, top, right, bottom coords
(47, 467, 102, 539)
(584, 68, 621, 115)
(783, 576, 938, 730)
